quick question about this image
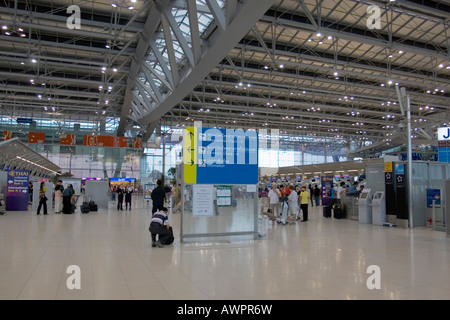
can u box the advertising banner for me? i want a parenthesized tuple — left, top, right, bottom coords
(114, 137, 128, 148)
(133, 137, 143, 149)
(144, 183, 156, 200)
(3, 130, 12, 141)
(320, 176, 333, 206)
(385, 162, 397, 217)
(426, 189, 441, 208)
(60, 134, 76, 145)
(395, 163, 408, 220)
(83, 135, 98, 146)
(28, 132, 45, 144)
(6, 169, 30, 211)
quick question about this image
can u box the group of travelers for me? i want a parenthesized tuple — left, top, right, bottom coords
(267, 183, 312, 225)
(36, 180, 75, 215)
(264, 180, 365, 225)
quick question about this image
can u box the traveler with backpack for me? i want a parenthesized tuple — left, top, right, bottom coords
(149, 207, 171, 248)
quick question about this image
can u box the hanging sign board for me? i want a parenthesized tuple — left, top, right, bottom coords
(184, 127, 258, 184)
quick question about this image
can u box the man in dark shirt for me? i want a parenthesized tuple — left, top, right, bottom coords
(151, 179, 166, 214)
(116, 185, 124, 211)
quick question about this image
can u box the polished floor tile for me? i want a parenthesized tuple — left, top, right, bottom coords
(1, 198, 449, 300)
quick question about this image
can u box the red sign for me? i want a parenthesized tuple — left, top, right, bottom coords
(98, 135, 114, 147)
(114, 137, 128, 148)
(28, 132, 45, 144)
(133, 137, 142, 149)
(60, 134, 75, 146)
(3, 131, 12, 140)
(83, 135, 98, 146)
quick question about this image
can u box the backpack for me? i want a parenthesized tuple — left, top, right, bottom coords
(164, 226, 175, 245)
(327, 189, 332, 197)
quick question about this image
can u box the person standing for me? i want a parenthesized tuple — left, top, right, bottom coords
(37, 182, 48, 215)
(299, 185, 310, 222)
(54, 180, 64, 214)
(164, 184, 172, 206)
(337, 181, 346, 204)
(313, 185, 321, 207)
(125, 186, 133, 210)
(309, 184, 314, 207)
(28, 182, 33, 203)
(149, 207, 171, 248)
(151, 179, 166, 214)
(116, 185, 124, 211)
(267, 183, 281, 218)
(172, 183, 182, 213)
(111, 185, 116, 201)
(329, 184, 337, 208)
(287, 185, 298, 223)
(62, 184, 75, 214)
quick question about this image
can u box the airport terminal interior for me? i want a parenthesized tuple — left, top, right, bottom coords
(0, 0, 450, 300)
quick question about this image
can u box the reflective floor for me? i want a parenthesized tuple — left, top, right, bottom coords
(0, 198, 449, 300)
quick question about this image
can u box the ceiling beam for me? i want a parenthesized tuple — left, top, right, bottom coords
(137, 0, 276, 127)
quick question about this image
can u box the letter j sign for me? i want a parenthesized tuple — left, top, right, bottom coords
(437, 127, 450, 141)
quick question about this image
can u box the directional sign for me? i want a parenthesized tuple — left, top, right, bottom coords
(6, 170, 30, 211)
(184, 126, 197, 184)
(184, 127, 258, 184)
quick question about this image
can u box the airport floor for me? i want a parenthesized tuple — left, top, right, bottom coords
(0, 197, 449, 300)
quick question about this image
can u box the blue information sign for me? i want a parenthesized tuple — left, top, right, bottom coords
(184, 127, 258, 184)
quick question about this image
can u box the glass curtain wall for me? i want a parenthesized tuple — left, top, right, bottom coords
(28, 144, 141, 179)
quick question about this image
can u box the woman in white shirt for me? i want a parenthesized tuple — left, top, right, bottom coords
(267, 184, 281, 217)
(287, 185, 298, 223)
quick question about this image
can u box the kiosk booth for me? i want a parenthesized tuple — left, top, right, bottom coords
(372, 191, 386, 226)
(358, 188, 372, 224)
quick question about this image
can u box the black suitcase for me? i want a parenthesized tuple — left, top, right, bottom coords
(81, 202, 90, 214)
(333, 204, 344, 219)
(323, 206, 331, 218)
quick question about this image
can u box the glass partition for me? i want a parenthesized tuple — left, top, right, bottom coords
(181, 184, 258, 243)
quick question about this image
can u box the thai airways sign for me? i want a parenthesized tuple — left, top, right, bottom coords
(184, 127, 258, 184)
(437, 127, 450, 141)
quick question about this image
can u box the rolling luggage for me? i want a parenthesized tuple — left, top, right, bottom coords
(81, 202, 90, 214)
(333, 204, 344, 219)
(323, 205, 331, 218)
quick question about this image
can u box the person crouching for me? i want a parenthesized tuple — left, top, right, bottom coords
(149, 207, 171, 248)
